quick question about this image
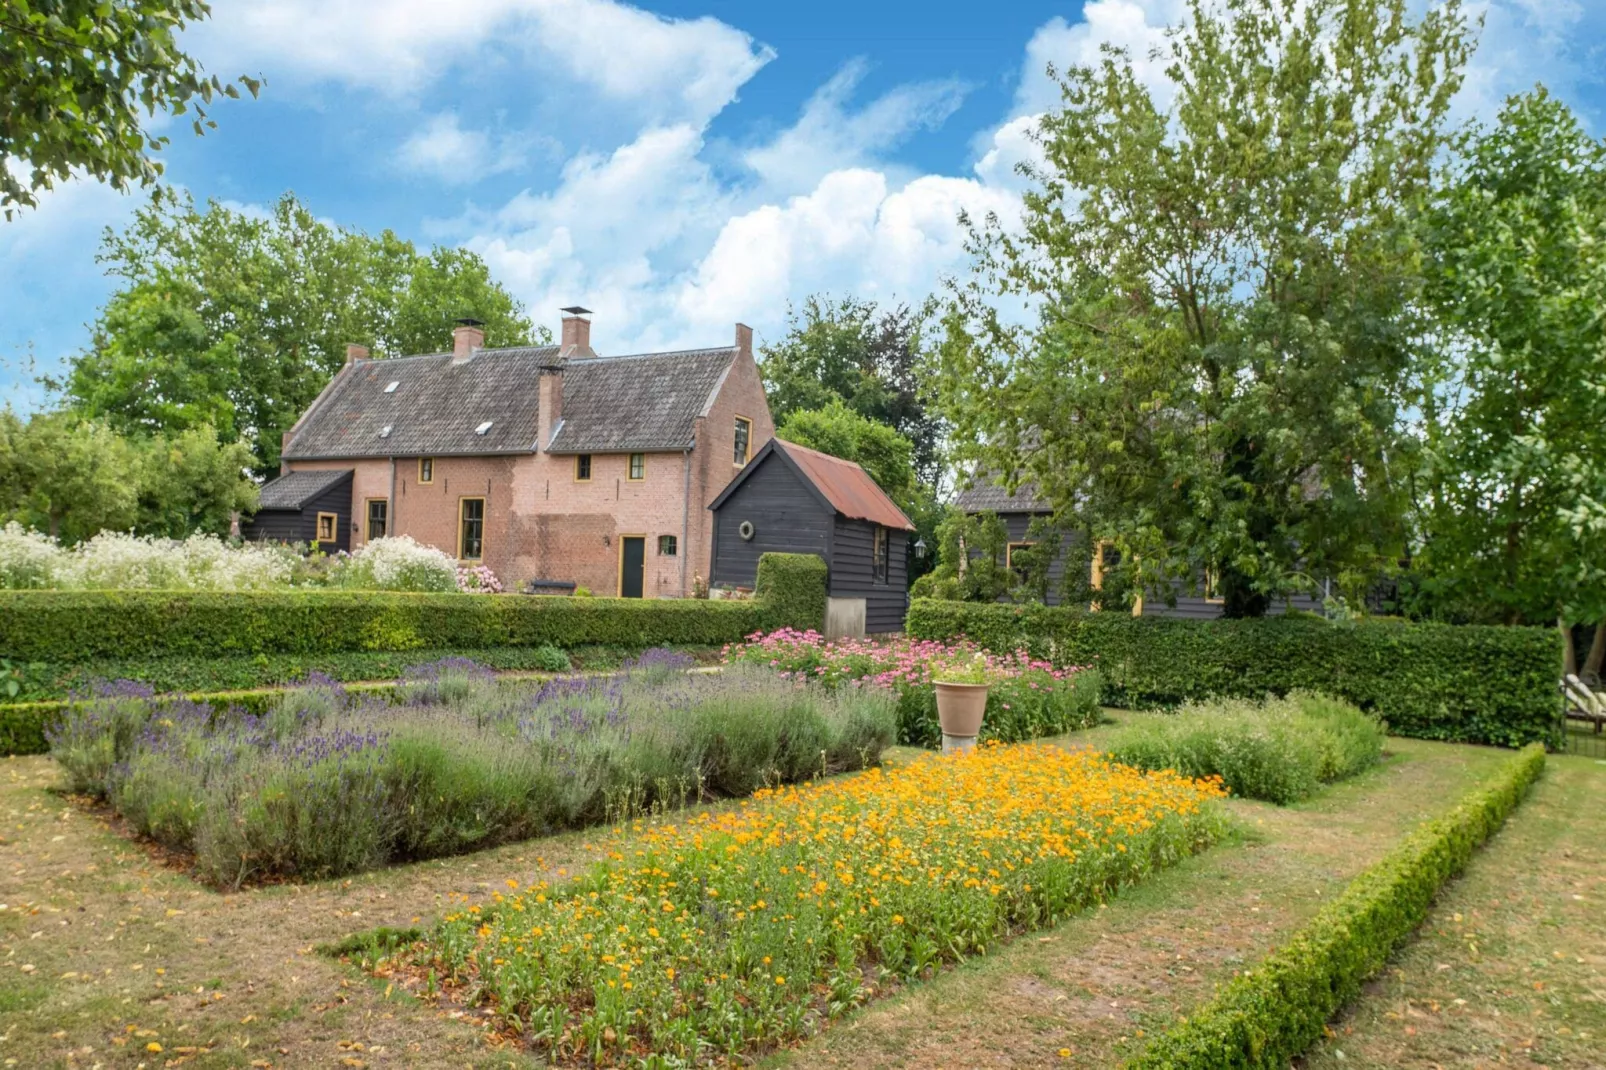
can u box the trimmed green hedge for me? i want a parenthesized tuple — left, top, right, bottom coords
(907, 601, 1562, 748)
(0, 553, 828, 666)
(755, 552, 828, 633)
(1128, 742, 1546, 1070)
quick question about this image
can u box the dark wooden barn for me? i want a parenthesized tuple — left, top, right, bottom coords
(242, 468, 354, 553)
(709, 438, 914, 635)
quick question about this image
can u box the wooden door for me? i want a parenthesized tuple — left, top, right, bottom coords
(619, 536, 645, 598)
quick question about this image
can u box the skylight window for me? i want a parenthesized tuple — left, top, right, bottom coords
(384, 381, 399, 393)
(379, 425, 392, 439)
(475, 420, 494, 435)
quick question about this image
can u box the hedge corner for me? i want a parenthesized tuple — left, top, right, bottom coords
(755, 552, 828, 633)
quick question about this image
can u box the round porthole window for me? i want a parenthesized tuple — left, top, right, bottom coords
(738, 520, 755, 541)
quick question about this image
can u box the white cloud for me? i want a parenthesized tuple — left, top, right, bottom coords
(397, 113, 536, 185)
(0, 168, 137, 409)
(195, 0, 773, 125)
(1013, 1, 1185, 116)
(744, 60, 969, 191)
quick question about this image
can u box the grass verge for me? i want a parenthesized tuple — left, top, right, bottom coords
(1127, 742, 1546, 1068)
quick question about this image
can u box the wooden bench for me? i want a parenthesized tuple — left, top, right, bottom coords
(1564, 673, 1606, 734)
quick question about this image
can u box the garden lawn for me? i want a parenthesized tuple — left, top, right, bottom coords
(0, 724, 1591, 1069)
(1303, 752, 1606, 1070)
(762, 729, 1532, 1069)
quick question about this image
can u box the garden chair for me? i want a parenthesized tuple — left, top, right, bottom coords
(1563, 673, 1606, 734)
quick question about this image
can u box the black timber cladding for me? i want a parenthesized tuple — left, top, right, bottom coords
(242, 469, 353, 553)
(709, 440, 910, 633)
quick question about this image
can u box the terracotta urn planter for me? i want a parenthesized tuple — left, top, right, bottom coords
(934, 681, 989, 754)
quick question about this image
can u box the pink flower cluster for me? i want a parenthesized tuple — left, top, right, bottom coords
(456, 564, 504, 594)
(722, 628, 1082, 692)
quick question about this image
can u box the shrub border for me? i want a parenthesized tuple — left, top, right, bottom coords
(1125, 742, 1547, 1070)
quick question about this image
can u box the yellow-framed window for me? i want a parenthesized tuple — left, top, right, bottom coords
(418, 457, 434, 484)
(458, 497, 485, 561)
(315, 511, 338, 544)
(574, 454, 592, 482)
(628, 452, 645, 481)
(734, 415, 752, 466)
(365, 498, 388, 541)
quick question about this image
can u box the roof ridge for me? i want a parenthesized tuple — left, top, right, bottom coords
(579, 346, 736, 363)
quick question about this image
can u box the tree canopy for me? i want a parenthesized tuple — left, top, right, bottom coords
(760, 296, 945, 487)
(0, 0, 260, 218)
(1409, 89, 1606, 640)
(0, 409, 255, 542)
(935, 0, 1470, 617)
(58, 191, 538, 474)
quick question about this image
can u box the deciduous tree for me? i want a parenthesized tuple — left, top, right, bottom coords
(1411, 89, 1606, 665)
(0, 0, 261, 217)
(58, 191, 537, 473)
(935, 0, 1470, 617)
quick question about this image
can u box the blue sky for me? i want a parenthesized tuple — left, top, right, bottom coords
(3, 0, 1604, 411)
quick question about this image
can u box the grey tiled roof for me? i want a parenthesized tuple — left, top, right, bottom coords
(281, 345, 737, 460)
(953, 474, 1050, 514)
(546, 348, 735, 453)
(257, 468, 352, 510)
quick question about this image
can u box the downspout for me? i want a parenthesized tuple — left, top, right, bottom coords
(681, 444, 693, 597)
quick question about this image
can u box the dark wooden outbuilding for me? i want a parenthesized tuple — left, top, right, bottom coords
(709, 439, 914, 635)
(242, 469, 354, 553)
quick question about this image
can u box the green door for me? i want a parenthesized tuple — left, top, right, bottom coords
(620, 536, 645, 598)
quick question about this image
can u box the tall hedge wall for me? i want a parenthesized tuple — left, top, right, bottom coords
(907, 600, 1562, 748)
(0, 553, 827, 666)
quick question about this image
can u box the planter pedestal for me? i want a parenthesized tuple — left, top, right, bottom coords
(934, 681, 989, 756)
(942, 732, 977, 756)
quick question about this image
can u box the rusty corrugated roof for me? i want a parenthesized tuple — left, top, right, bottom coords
(775, 439, 915, 531)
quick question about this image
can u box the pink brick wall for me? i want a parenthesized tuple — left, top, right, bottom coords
(282, 324, 775, 597)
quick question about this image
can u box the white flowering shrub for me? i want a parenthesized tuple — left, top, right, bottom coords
(0, 526, 297, 590)
(0, 522, 65, 589)
(330, 536, 459, 592)
(57, 532, 298, 590)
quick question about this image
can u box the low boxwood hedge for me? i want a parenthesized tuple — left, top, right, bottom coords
(907, 600, 1562, 748)
(1126, 742, 1546, 1070)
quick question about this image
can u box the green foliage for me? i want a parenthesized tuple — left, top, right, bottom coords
(907, 600, 1562, 748)
(0, 589, 774, 665)
(937, 0, 1471, 616)
(1410, 89, 1606, 632)
(0, 0, 261, 217)
(132, 424, 259, 537)
(1103, 694, 1385, 804)
(778, 400, 916, 505)
(759, 295, 944, 486)
(912, 510, 1076, 605)
(0, 411, 257, 541)
(50, 664, 896, 885)
(59, 191, 538, 473)
(0, 411, 137, 540)
(1128, 742, 1546, 1069)
(754, 552, 828, 633)
(528, 645, 571, 673)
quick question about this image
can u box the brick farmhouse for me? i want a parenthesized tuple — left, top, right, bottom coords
(250, 310, 775, 597)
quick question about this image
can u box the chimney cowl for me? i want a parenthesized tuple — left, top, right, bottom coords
(560, 306, 596, 358)
(452, 321, 485, 364)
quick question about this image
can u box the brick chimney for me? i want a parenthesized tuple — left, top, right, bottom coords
(559, 306, 595, 358)
(452, 318, 484, 364)
(345, 343, 370, 364)
(538, 367, 564, 451)
(735, 322, 753, 360)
